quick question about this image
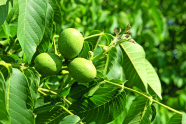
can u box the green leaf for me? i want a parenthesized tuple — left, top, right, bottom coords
(6, 68, 34, 124)
(0, 61, 12, 80)
(151, 105, 156, 122)
(107, 46, 126, 80)
(167, 113, 182, 124)
(104, 47, 118, 75)
(85, 30, 102, 52)
(150, 7, 168, 40)
(6, 2, 19, 24)
(0, 71, 10, 124)
(23, 67, 40, 108)
(69, 81, 126, 124)
(0, 54, 21, 64)
(80, 41, 91, 59)
(133, 0, 142, 12)
(48, 0, 62, 24)
(130, 9, 142, 38)
(59, 115, 81, 124)
(182, 113, 186, 124)
(0, 21, 10, 39)
(35, 105, 68, 124)
(6, 2, 19, 37)
(120, 41, 147, 92)
(0, 0, 9, 26)
(123, 95, 152, 124)
(117, 11, 130, 28)
(94, 47, 118, 75)
(37, 3, 53, 53)
(17, 0, 48, 62)
(0, 0, 7, 6)
(145, 60, 162, 99)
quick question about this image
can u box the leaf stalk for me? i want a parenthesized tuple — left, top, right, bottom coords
(104, 80, 183, 115)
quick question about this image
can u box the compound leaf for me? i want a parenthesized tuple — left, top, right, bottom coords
(69, 80, 126, 124)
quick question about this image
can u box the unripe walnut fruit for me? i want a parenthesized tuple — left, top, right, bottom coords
(68, 58, 97, 83)
(34, 53, 62, 76)
(58, 28, 84, 59)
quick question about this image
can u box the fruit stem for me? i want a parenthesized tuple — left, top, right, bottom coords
(39, 87, 57, 95)
(38, 89, 47, 96)
(53, 35, 58, 55)
(104, 80, 183, 115)
(83, 32, 104, 40)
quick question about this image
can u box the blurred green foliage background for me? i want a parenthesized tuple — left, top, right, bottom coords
(58, 0, 186, 117)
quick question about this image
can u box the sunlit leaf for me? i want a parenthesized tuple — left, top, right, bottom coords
(145, 60, 162, 99)
(17, 0, 48, 62)
(182, 112, 186, 124)
(0, 0, 7, 6)
(120, 41, 147, 92)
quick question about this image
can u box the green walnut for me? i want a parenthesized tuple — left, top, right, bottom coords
(58, 28, 84, 59)
(68, 58, 97, 83)
(34, 53, 62, 76)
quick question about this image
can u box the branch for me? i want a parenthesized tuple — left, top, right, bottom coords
(38, 88, 72, 104)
